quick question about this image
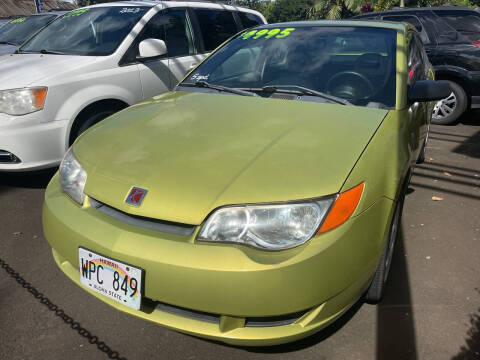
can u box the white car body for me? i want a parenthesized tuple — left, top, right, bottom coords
(0, 1, 266, 171)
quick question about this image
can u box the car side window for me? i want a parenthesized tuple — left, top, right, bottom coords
(382, 15, 430, 44)
(237, 11, 263, 29)
(407, 32, 426, 85)
(124, 9, 195, 62)
(194, 9, 238, 52)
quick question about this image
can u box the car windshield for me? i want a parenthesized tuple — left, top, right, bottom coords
(20, 7, 149, 56)
(182, 26, 397, 108)
(0, 14, 57, 45)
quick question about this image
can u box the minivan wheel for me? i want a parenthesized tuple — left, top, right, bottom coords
(431, 81, 467, 125)
(69, 103, 126, 145)
(364, 182, 405, 303)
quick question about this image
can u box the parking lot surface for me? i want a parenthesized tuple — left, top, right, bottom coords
(1, 114, 479, 360)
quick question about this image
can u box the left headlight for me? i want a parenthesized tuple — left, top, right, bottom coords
(59, 148, 87, 205)
(0, 87, 47, 116)
(197, 200, 334, 250)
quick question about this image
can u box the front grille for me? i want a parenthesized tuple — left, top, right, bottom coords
(0, 150, 21, 163)
(154, 301, 308, 328)
(89, 198, 196, 236)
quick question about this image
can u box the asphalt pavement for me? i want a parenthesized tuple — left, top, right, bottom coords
(1, 113, 479, 360)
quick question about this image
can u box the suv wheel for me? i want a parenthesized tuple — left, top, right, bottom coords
(432, 81, 467, 125)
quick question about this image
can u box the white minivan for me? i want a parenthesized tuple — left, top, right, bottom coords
(0, 1, 265, 171)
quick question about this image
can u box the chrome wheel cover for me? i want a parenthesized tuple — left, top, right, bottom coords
(433, 92, 456, 120)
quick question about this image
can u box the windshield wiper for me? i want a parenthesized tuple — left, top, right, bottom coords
(39, 49, 66, 55)
(180, 81, 257, 97)
(242, 85, 353, 106)
(0, 41, 18, 46)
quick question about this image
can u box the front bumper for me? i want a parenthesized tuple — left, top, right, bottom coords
(43, 175, 394, 345)
(0, 112, 67, 171)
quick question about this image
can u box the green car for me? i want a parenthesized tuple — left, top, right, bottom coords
(43, 20, 450, 346)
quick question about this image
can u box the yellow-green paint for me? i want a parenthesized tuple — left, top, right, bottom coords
(43, 21, 428, 345)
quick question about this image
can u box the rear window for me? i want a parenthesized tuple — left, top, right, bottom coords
(237, 11, 264, 29)
(382, 15, 430, 44)
(433, 10, 480, 41)
(194, 9, 238, 51)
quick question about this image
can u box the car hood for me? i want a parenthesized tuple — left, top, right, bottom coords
(75, 91, 388, 225)
(0, 54, 100, 89)
(0, 44, 18, 56)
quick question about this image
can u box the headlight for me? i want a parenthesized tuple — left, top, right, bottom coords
(59, 148, 87, 205)
(197, 183, 365, 251)
(0, 87, 47, 116)
(197, 200, 334, 250)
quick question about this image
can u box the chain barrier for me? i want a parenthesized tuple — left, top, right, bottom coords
(0, 257, 127, 360)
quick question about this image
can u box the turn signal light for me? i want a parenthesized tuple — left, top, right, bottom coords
(318, 183, 364, 234)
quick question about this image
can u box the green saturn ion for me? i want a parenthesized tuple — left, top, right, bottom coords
(43, 20, 450, 346)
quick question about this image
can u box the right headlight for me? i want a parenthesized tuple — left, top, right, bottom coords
(0, 87, 47, 116)
(59, 148, 87, 205)
(197, 183, 364, 251)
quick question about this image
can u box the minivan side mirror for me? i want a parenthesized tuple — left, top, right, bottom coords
(407, 80, 451, 104)
(137, 39, 167, 61)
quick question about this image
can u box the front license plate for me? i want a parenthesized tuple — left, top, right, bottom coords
(78, 247, 142, 310)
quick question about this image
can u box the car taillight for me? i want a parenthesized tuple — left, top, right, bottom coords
(472, 41, 480, 48)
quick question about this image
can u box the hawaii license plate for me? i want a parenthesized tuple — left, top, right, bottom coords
(78, 247, 142, 310)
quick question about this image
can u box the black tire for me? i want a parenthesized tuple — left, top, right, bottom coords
(69, 103, 125, 145)
(431, 80, 467, 125)
(417, 139, 426, 164)
(365, 181, 406, 303)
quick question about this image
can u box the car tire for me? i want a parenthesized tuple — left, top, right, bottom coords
(364, 180, 406, 304)
(69, 104, 125, 145)
(431, 80, 467, 125)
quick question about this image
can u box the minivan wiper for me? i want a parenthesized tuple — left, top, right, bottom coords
(0, 41, 18, 45)
(242, 85, 353, 106)
(39, 49, 66, 55)
(181, 81, 258, 97)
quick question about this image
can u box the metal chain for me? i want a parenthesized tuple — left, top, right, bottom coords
(0, 257, 128, 360)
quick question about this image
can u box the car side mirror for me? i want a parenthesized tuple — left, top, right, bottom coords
(137, 39, 167, 61)
(407, 80, 451, 104)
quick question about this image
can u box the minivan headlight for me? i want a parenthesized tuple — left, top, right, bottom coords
(59, 148, 87, 205)
(0, 87, 47, 115)
(197, 200, 333, 250)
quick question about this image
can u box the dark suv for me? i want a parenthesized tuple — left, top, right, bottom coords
(355, 6, 480, 124)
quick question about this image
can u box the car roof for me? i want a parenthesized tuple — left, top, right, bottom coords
(12, 11, 66, 17)
(85, 1, 263, 15)
(355, 5, 479, 17)
(262, 19, 407, 32)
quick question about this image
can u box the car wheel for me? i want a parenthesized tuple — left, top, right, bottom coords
(69, 105, 124, 145)
(431, 81, 467, 125)
(364, 181, 405, 303)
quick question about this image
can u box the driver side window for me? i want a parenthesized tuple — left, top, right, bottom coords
(124, 9, 195, 63)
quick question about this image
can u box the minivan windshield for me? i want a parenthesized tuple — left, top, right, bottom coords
(0, 14, 57, 45)
(182, 26, 397, 108)
(20, 7, 148, 56)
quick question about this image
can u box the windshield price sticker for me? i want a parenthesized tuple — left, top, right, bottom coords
(241, 28, 295, 40)
(119, 8, 141, 14)
(10, 17, 26, 24)
(64, 9, 90, 18)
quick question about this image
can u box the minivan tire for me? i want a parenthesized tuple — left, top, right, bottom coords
(431, 80, 467, 125)
(69, 103, 125, 145)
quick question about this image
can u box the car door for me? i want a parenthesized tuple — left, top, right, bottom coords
(162, 8, 203, 87)
(406, 31, 429, 163)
